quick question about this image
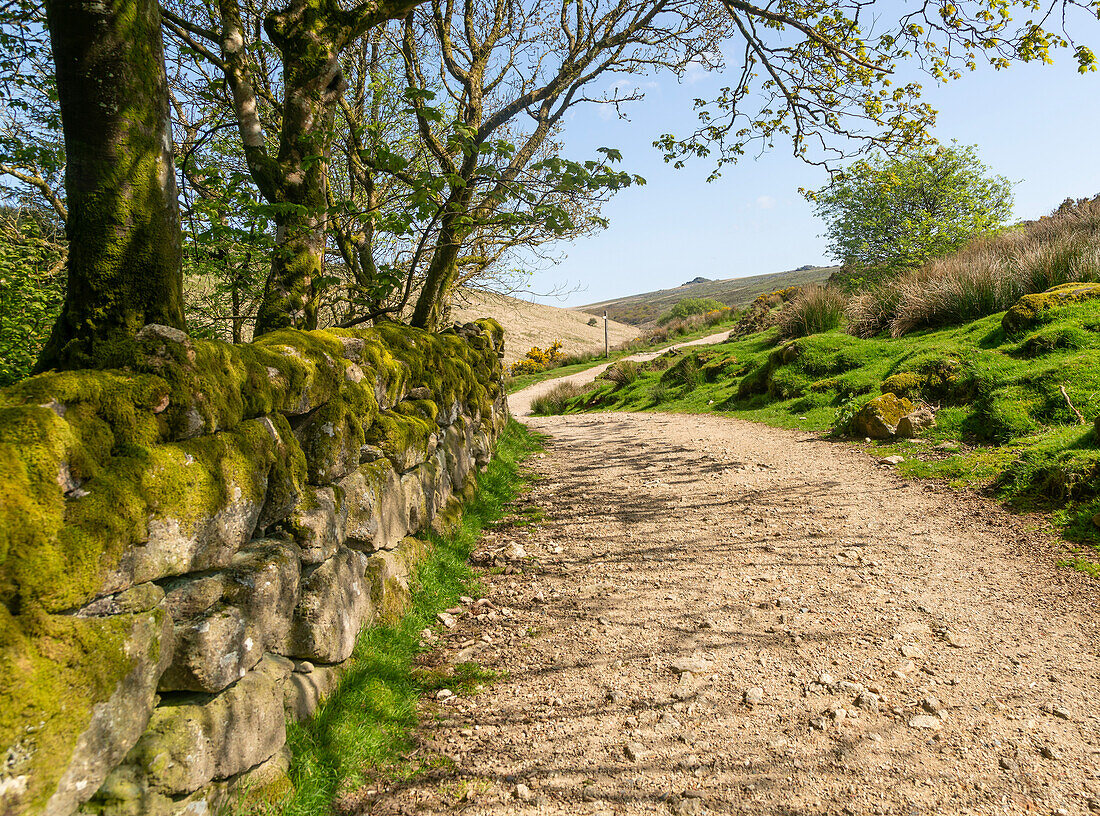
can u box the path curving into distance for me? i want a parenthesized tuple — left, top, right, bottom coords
(369, 347, 1100, 816)
(507, 329, 734, 418)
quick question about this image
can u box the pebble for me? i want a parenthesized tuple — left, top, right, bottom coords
(921, 696, 944, 715)
(818, 673, 835, 686)
(855, 692, 880, 712)
(679, 754, 702, 770)
(505, 541, 527, 560)
(1053, 705, 1072, 720)
(935, 442, 961, 452)
(437, 612, 457, 629)
(908, 715, 942, 730)
(998, 757, 1018, 772)
(743, 687, 765, 706)
(900, 645, 925, 659)
(436, 689, 454, 700)
(294, 661, 314, 674)
(670, 657, 712, 675)
(942, 630, 971, 648)
(672, 672, 699, 701)
(1040, 745, 1058, 760)
(671, 796, 703, 815)
(624, 741, 650, 762)
(879, 455, 905, 466)
(515, 783, 534, 802)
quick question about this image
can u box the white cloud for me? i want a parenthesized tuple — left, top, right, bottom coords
(756, 195, 776, 210)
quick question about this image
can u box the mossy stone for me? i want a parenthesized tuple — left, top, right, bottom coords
(882, 372, 923, 399)
(1002, 282, 1100, 336)
(852, 394, 916, 439)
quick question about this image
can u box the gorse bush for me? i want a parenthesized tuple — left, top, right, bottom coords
(847, 195, 1100, 337)
(510, 340, 565, 375)
(775, 285, 848, 339)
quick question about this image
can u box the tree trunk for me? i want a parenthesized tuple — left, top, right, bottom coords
(254, 210, 324, 334)
(37, 0, 185, 371)
(251, 2, 345, 336)
(411, 202, 467, 331)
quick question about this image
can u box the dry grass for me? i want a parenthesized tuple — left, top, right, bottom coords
(530, 381, 589, 415)
(847, 196, 1100, 337)
(775, 285, 848, 339)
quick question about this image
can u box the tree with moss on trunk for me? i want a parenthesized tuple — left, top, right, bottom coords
(35, 0, 185, 371)
(160, 0, 424, 337)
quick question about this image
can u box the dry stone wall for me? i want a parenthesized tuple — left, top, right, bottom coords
(0, 319, 507, 816)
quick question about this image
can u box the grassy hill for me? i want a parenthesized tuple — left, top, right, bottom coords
(581, 265, 837, 325)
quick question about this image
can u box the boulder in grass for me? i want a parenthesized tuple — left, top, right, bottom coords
(1002, 282, 1100, 336)
(852, 394, 915, 439)
(896, 406, 937, 438)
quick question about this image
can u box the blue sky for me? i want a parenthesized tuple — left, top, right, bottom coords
(520, 35, 1100, 309)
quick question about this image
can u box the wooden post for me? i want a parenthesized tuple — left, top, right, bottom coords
(604, 311, 609, 359)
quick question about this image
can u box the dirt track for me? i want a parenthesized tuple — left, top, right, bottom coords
(369, 378, 1100, 815)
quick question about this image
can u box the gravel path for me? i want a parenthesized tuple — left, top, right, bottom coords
(367, 386, 1100, 815)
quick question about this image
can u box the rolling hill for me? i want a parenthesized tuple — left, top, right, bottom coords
(581, 265, 838, 325)
(450, 289, 640, 366)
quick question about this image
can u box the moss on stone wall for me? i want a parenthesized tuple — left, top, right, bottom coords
(0, 318, 504, 816)
(0, 603, 164, 815)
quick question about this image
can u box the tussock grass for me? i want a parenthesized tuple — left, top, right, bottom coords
(264, 420, 544, 816)
(531, 381, 590, 415)
(776, 285, 848, 339)
(848, 196, 1100, 337)
(603, 359, 639, 389)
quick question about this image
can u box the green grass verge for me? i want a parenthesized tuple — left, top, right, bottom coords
(258, 419, 544, 815)
(542, 302, 1100, 556)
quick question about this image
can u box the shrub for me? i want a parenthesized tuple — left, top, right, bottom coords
(657, 297, 725, 326)
(730, 287, 803, 337)
(775, 285, 847, 339)
(846, 195, 1100, 338)
(604, 359, 639, 389)
(530, 381, 587, 415)
(510, 340, 565, 375)
(586, 316, 598, 326)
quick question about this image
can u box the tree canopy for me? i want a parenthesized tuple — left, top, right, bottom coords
(0, 0, 1096, 377)
(809, 144, 1015, 284)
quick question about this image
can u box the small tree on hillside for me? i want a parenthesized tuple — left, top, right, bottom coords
(808, 144, 1014, 286)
